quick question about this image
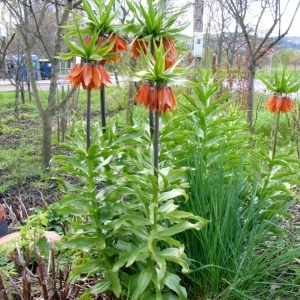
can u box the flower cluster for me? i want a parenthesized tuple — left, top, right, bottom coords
(58, 0, 129, 91)
(137, 83, 176, 113)
(159, 38, 177, 69)
(107, 34, 127, 61)
(131, 38, 149, 58)
(265, 95, 294, 113)
(68, 63, 111, 90)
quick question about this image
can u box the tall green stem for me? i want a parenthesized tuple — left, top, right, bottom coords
(272, 112, 280, 160)
(100, 87, 106, 133)
(87, 156, 111, 270)
(154, 111, 159, 178)
(262, 111, 281, 194)
(151, 111, 160, 296)
(87, 89, 91, 150)
(149, 41, 155, 138)
(149, 110, 154, 137)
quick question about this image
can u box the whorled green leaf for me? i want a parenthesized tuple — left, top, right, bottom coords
(105, 270, 122, 298)
(69, 259, 104, 282)
(158, 189, 188, 203)
(112, 244, 150, 272)
(131, 266, 153, 300)
(86, 280, 111, 295)
(158, 219, 210, 238)
(151, 254, 167, 290)
(158, 200, 178, 214)
(113, 214, 151, 230)
(58, 234, 105, 252)
(163, 272, 187, 300)
(157, 248, 190, 274)
(258, 200, 289, 221)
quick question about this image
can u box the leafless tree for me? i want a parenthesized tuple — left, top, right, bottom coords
(223, 0, 300, 130)
(2, 0, 82, 168)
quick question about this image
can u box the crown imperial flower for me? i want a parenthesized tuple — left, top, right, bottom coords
(131, 38, 149, 58)
(137, 83, 176, 113)
(68, 63, 111, 90)
(265, 95, 294, 113)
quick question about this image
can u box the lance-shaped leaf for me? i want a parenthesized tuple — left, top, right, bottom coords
(58, 234, 105, 251)
(131, 266, 153, 300)
(158, 219, 210, 237)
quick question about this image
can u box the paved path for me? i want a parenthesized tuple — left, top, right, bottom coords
(0, 76, 127, 92)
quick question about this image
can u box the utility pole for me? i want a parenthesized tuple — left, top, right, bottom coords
(193, 0, 204, 67)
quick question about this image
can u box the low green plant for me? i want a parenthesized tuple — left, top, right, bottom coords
(1, 115, 15, 123)
(53, 116, 209, 299)
(29, 202, 69, 234)
(0, 144, 44, 192)
(254, 110, 292, 146)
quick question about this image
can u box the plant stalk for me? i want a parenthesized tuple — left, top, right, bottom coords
(87, 89, 91, 150)
(149, 41, 155, 137)
(100, 87, 106, 133)
(272, 112, 280, 160)
(87, 157, 111, 270)
(154, 111, 159, 178)
(149, 110, 154, 137)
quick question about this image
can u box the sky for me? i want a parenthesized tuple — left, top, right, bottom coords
(184, 0, 300, 37)
(284, 0, 300, 36)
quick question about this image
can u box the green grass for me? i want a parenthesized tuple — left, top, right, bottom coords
(0, 91, 16, 111)
(0, 86, 131, 193)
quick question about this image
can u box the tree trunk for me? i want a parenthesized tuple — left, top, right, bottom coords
(15, 79, 19, 118)
(42, 110, 53, 168)
(247, 59, 256, 132)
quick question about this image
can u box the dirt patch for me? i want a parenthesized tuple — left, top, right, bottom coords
(0, 176, 59, 208)
(0, 116, 58, 213)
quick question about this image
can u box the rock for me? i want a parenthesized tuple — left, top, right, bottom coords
(0, 230, 61, 245)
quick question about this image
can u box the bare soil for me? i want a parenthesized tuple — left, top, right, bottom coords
(0, 115, 61, 217)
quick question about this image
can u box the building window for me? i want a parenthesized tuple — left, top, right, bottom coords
(195, 18, 203, 31)
(195, 5, 203, 18)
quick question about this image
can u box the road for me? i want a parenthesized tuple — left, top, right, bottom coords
(0, 77, 277, 93)
(0, 76, 126, 92)
(0, 79, 70, 92)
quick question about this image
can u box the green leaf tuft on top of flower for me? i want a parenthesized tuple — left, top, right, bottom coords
(57, 26, 115, 63)
(257, 64, 300, 95)
(61, 0, 127, 37)
(132, 41, 194, 113)
(57, 26, 115, 90)
(131, 40, 192, 86)
(127, 0, 190, 42)
(59, 0, 128, 64)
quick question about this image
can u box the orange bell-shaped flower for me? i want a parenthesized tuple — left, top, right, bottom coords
(67, 63, 111, 90)
(136, 83, 176, 113)
(131, 38, 149, 58)
(266, 95, 294, 113)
